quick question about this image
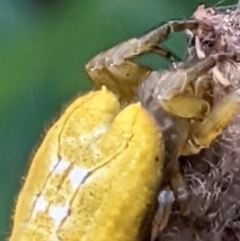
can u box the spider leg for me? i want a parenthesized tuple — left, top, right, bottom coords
(85, 20, 198, 105)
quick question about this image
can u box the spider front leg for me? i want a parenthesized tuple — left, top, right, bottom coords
(151, 161, 190, 241)
(151, 186, 175, 241)
(150, 159, 189, 241)
(182, 89, 240, 155)
(156, 53, 233, 119)
(85, 20, 198, 104)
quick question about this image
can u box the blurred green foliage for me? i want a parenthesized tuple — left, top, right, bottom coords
(0, 0, 236, 240)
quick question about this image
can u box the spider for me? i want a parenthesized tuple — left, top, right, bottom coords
(8, 20, 240, 241)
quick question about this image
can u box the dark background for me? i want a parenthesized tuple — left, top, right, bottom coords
(0, 0, 235, 240)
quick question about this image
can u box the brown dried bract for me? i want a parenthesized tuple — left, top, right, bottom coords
(192, 3, 240, 55)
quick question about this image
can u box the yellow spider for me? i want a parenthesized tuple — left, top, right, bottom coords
(9, 20, 240, 241)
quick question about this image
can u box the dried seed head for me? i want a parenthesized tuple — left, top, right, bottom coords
(157, 3, 240, 241)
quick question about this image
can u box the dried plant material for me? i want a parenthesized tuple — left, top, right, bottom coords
(158, 3, 240, 241)
(212, 65, 231, 86)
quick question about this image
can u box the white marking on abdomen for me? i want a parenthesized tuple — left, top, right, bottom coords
(46, 166, 89, 229)
(68, 166, 89, 191)
(29, 157, 92, 231)
(33, 196, 48, 214)
(49, 158, 71, 174)
(79, 125, 109, 145)
(54, 159, 71, 174)
(49, 204, 69, 228)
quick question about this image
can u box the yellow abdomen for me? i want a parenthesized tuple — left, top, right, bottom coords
(9, 87, 164, 241)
